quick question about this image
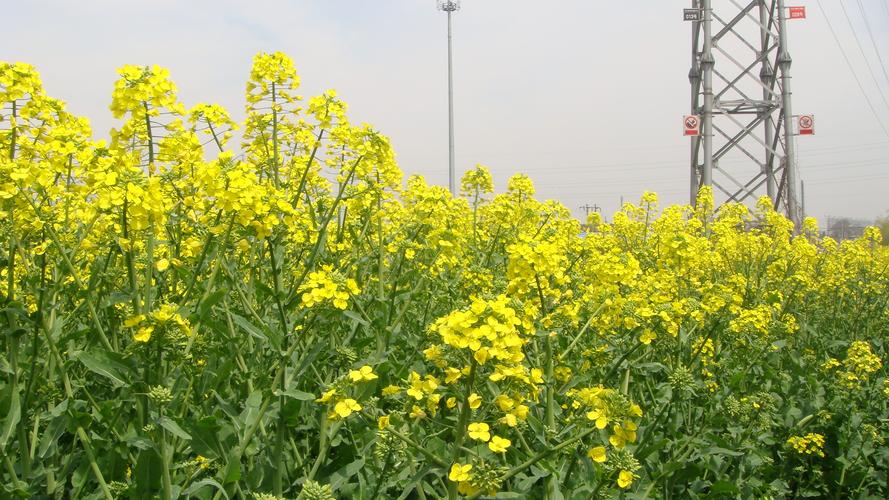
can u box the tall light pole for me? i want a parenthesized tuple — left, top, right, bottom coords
(438, 0, 460, 196)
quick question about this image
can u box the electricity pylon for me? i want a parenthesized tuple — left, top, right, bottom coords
(688, 0, 802, 225)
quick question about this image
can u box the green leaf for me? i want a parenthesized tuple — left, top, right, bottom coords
(0, 354, 12, 374)
(198, 290, 229, 319)
(241, 390, 263, 434)
(182, 478, 230, 499)
(706, 480, 740, 497)
(275, 388, 315, 401)
(331, 457, 365, 489)
(636, 438, 668, 461)
(293, 339, 327, 378)
(125, 435, 156, 451)
(396, 464, 437, 500)
(343, 309, 369, 326)
(222, 457, 241, 484)
(38, 412, 67, 458)
(230, 313, 268, 342)
(74, 349, 132, 387)
(0, 387, 20, 451)
(188, 416, 224, 459)
(158, 416, 192, 441)
(704, 446, 745, 457)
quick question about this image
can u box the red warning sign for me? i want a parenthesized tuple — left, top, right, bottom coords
(798, 115, 814, 135)
(684, 115, 700, 136)
(789, 6, 806, 19)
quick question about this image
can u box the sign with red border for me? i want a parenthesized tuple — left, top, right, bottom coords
(798, 115, 814, 135)
(684, 115, 701, 136)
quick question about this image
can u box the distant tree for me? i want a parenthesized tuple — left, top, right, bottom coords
(878, 214, 889, 245)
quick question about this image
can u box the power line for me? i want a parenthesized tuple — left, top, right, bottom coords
(854, 0, 889, 91)
(838, 0, 889, 113)
(516, 148, 889, 175)
(803, 173, 889, 185)
(815, 0, 889, 138)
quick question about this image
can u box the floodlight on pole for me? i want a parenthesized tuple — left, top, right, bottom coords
(438, 0, 460, 196)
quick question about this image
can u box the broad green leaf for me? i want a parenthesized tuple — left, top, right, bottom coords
(241, 390, 263, 433)
(182, 478, 230, 499)
(74, 349, 132, 387)
(0, 354, 12, 374)
(0, 387, 20, 451)
(230, 313, 268, 342)
(707, 480, 740, 497)
(198, 290, 229, 319)
(222, 457, 241, 485)
(331, 457, 365, 489)
(343, 309, 369, 326)
(158, 416, 192, 441)
(275, 388, 315, 401)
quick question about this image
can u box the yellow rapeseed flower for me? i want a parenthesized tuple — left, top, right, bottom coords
(348, 365, 378, 382)
(133, 326, 153, 343)
(587, 446, 607, 463)
(333, 399, 361, 418)
(410, 405, 427, 420)
(316, 389, 337, 403)
(448, 463, 472, 482)
(617, 470, 635, 489)
(488, 435, 511, 453)
(381, 385, 401, 396)
(467, 422, 491, 442)
(468, 393, 482, 409)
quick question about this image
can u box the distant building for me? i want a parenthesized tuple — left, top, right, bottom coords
(825, 216, 871, 241)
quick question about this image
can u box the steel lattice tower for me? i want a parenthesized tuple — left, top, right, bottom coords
(689, 0, 802, 225)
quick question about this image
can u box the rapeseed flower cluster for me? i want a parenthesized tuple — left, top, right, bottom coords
(787, 433, 826, 458)
(429, 295, 526, 368)
(123, 304, 191, 343)
(299, 265, 360, 309)
(838, 341, 883, 389)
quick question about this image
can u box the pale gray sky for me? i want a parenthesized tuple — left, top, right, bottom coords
(6, 0, 889, 223)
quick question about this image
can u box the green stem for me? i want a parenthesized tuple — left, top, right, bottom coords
(370, 452, 393, 500)
(217, 334, 304, 496)
(269, 239, 290, 496)
(307, 415, 331, 480)
(38, 316, 113, 500)
(3, 454, 24, 493)
(271, 82, 280, 186)
(447, 360, 477, 499)
(19, 190, 113, 351)
(558, 307, 602, 363)
(160, 409, 173, 500)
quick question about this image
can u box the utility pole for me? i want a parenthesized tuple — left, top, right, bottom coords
(438, 1, 460, 196)
(579, 204, 601, 218)
(687, 0, 806, 226)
